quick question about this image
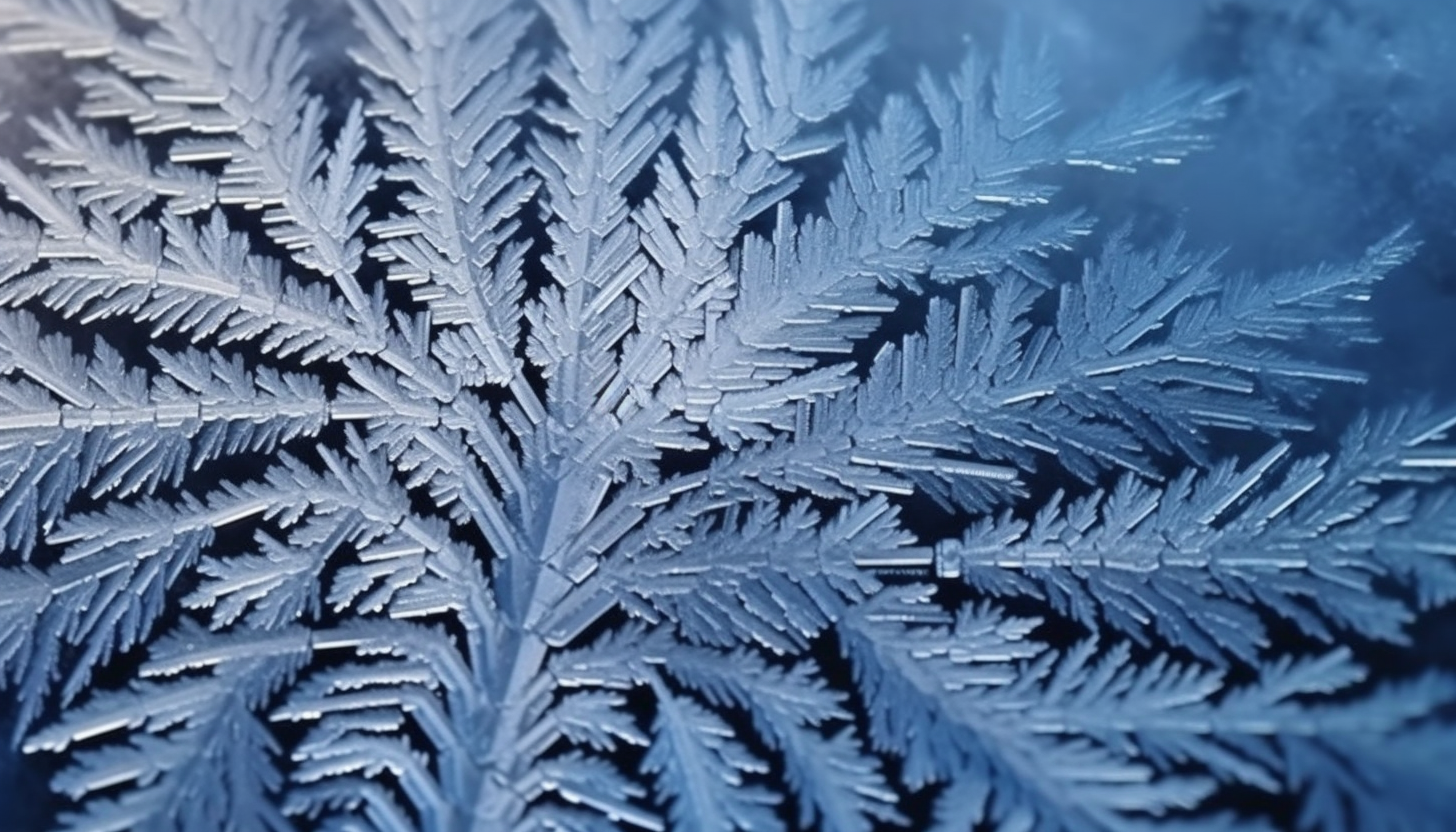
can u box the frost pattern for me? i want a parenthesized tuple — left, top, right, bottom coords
(0, 1, 1453, 830)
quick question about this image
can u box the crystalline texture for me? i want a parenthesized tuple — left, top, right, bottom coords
(0, 0, 1452, 830)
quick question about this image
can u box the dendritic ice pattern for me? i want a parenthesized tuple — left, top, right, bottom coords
(0, 0, 1452, 830)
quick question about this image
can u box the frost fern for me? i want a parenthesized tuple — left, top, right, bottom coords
(0, 1, 1453, 830)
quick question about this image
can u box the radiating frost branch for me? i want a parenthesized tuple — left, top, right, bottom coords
(0, 163, 383, 361)
(511, 3, 1260, 653)
(719, 226, 1408, 519)
(2, 0, 375, 286)
(0, 0, 469, 396)
(597, 496, 892, 653)
(363, 5, 702, 827)
(562, 212, 1401, 652)
(182, 432, 495, 637)
(0, 309, 327, 486)
(936, 404, 1456, 664)
(644, 674, 782, 832)
(664, 645, 904, 832)
(542, 216, 1415, 646)
(24, 627, 309, 832)
(273, 620, 487, 832)
(0, 0, 117, 59)
(535, 0, 889, 558)
(352, 0, 543, 413)
(527, 0, 690, 426)
(667, 39, 1232, 450)
(843, 589, 1454, 832)
(612, 0, 878, 415)
(2, 469, 314, 722)
(25, 114, 217, 220)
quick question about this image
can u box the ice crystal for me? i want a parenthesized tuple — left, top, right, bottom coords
(0, 1, 1452, 830)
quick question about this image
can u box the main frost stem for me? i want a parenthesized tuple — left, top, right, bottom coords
(464, 471, 602, 829)
(463, 624, 550, 830)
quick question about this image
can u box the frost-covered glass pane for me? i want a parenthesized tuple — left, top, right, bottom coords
(0, 1, 1453, 830)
